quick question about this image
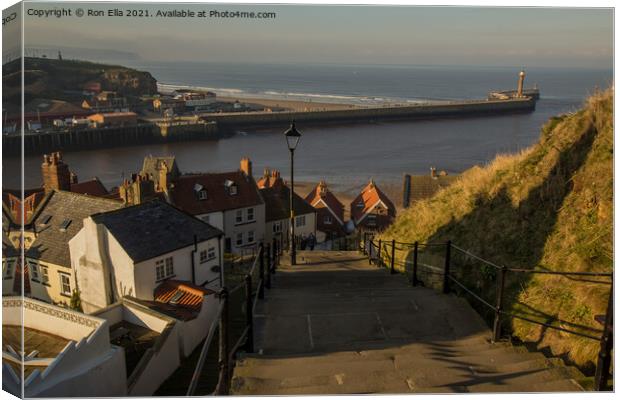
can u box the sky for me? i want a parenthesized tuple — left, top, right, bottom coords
(3, 3, 614, 68)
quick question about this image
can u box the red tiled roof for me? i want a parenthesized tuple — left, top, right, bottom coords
(2, 189, 47, 225)
(71, 178, 109, 197)
(305, 181, 345, 225)
(170, 171, 263, 215)
(350, 180, 396, 223)
(140, 280, 216, 320)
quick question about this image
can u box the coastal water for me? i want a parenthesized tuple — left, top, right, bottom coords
(4, 63, 612, 194)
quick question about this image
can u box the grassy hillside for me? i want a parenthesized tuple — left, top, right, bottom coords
(379, 89, 613, 371)
(2, 57, 158, 113)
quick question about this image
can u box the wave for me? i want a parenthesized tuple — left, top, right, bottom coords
(157, 82, 437, 106)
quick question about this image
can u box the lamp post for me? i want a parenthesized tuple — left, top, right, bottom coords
(284, 122, 301, 266)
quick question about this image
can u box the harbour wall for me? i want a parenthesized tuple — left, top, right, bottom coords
(3, 121, 221, 157)
(3, 97, 535, 157)
(207, 97, 536, 129)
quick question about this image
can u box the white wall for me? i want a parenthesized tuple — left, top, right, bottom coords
(176, 294, 220, 357)
(197, 211, 224, 231)
(2, 297, 127, 398)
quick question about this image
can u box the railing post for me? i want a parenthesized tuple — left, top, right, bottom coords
(265, 244, 272, 289)
(362, 233, 368, 255)
(377, 239, 382, 268)
(492, 266, 508, 342)
(244, 275, 254, 353)
(368, 239, 373, 265)
(594, 285, 613, 391)
(390, 239, 396, 274)
(216, 287, 229, 395)
(258, 243, 265, 299)
(412, 241, 419, 286)
(272, 238, 278, 273)
(443, 240, 451, 294)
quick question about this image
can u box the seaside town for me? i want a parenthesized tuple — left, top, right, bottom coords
(1, 4, 614, 397)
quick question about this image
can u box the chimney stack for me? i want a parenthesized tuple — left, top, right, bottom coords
(41, 151, 72, 193)
(430, 167, 437, 179)
(240, 157, 253, 178)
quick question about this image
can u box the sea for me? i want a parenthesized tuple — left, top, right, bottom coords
(3, 62, 613, 194)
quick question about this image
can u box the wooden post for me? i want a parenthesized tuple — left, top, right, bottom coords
(265, 245, 272, 289)
(443, 241, 451, 294)
(390, 239, 396, 274)
(594, 285, 613, 391)
(492, 266, 507, 342)
(412, 241, 419, 286)
(216, 288, 229, 395)
(258, 243, 265, 299)
(244, 275, 254, 352)
(377, 239, 382, 268)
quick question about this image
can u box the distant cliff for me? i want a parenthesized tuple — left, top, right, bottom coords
(2, 57, 158, 113)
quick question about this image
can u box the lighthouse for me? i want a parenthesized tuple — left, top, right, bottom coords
(517, 70, 526, 97)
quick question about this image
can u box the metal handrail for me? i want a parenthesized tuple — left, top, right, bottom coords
(186, 300, 225, 396)
(450, 243, 503, 270)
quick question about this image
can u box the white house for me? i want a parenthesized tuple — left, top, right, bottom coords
(170, 158, 266, 254)
(2, 296, 127, 397)
(69, 200, 224, 314)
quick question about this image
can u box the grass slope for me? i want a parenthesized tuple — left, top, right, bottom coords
(379, 89, 613, 371)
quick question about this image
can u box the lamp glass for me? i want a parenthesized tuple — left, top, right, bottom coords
(284, 124, 301, 150)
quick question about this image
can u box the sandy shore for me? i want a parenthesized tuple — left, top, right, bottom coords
(218, 96, 361, 112)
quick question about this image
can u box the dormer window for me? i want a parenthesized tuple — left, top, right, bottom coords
(225, 180, 237, 195)
(194, 183, 207, 200)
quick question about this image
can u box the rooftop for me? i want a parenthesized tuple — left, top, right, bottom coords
(26, 191, 123, 267)
(260, 183, 316, 223)
(70, 177, 109, 197)
(350, 180, 396, 223)
(90, 200, 223, 263)
(305, 181, 345, 225)
(109, 321, 159, 378)
(171, 171, 264, 215)
(408, 174, 459, 204)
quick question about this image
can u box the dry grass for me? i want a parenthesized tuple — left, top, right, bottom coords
(379, 88, 613, 370)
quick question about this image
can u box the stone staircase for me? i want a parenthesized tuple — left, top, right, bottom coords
(231, 251, 585, 394)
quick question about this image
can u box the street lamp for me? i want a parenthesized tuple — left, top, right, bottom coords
(284, 122, 301, 266)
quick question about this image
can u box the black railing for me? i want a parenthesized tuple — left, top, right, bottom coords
(365, 237, 613, 391)
(186, 238, 280, 396)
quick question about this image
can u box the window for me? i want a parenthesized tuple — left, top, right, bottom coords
(40, 266, 49, 284)
(30, 262, 39, 281)
(273, 221, 282, 233)
(235, 210, 243, 224)
(324, 215, 333, 225)
(247, 230, 255, 244)
(198, 189, 208, 200)
(59, 273, 71, 296)
(236, 233, 243, 246)
(156, 257, 174, 281)
(367, 214, 377, 226)
(296, 215, 306, 228)
(165, 257, 174, 277)
(207, 247, 216, 260)
(200, 250, 208, 264)
(4, 260, 13, 278)
(247, 207, 255, 222)
(156, 260, 165, 281)
(229, 185, 237, 195)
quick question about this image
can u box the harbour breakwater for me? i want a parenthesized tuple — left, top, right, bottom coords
(4, 97, 536, 157)
(206, 96, 536, 128)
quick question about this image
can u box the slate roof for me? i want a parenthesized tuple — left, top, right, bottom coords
(350, 180, 396, 223)
(90, 200, 223, 263)
(305, 181, 345, 225)
(26, 191, 123, 267)
(260, 183, 316, 223)
(170, 172, 264, 215)
(408, 175, 459, 204)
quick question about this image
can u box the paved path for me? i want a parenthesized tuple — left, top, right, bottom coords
(231, 251, 584, 394)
